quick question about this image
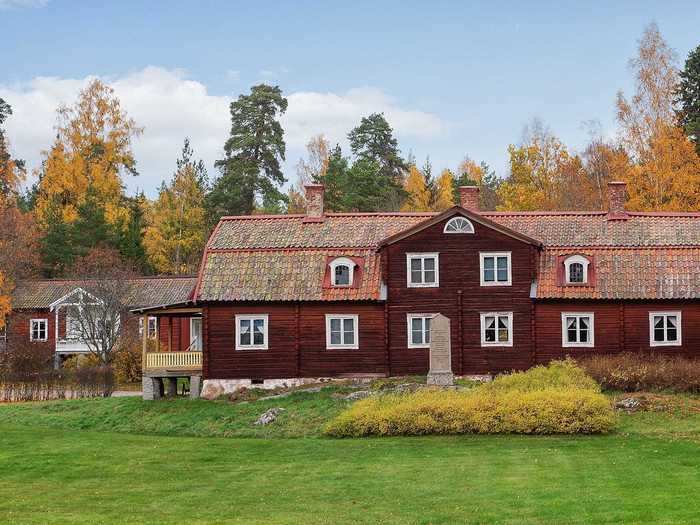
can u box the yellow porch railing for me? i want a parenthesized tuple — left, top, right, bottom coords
(145, 352, 202, 370)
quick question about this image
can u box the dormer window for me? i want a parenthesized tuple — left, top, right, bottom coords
(444, 216, 474, 234)
(564, 255, 590, 284)
(329, 257, 355, 287)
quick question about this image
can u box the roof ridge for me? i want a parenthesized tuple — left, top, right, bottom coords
(219, 212, 437, 221)
(16, 275, 197, 284)
(206, 247, 377, 254)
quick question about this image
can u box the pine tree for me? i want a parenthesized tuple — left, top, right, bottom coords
(678, 44, 700, 156)
(210, 84, 288, 218)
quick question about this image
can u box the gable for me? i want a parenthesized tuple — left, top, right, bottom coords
(379, 207, 543, 248)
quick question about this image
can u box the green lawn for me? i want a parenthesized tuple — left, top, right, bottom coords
(1, 391, 700, 524)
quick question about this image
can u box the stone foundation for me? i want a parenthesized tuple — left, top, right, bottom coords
(200, 377, 338, 400)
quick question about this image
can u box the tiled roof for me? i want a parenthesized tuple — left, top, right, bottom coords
(197, 249, 381, 302)
(199, 209, 700, 303)
(11, 277, 197, 310)
(209, 213, 432, 249)
(536, 248, 700, 300)
(483, 212, 700, 247)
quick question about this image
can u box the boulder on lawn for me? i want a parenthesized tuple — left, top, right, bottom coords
(345, 390, 373, 401)
(201, 382, 224, 400)
(615, 397, 641, 411)
(255, 407, 285, 425)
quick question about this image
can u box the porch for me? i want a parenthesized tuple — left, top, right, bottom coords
(138, 304, 204, 400)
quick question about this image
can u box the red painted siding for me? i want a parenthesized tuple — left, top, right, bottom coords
(385, 216, 536, 375)
(205, 302, 385, 380)
(534, 301, 700, 361)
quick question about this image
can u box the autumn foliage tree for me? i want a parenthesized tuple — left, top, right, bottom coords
(34, 80, 144, 274)
(0, 98, 39, 329)
(288, 134, 330, 213)
(401, 164, 432, 211)
(144, 139, 209, 274)
(616, 23, 700, 211)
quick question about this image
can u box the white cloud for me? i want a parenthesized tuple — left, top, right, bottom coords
(226, 70, 240, 82)
(0, 67, 445, 195)
(0, 0, 48, 9)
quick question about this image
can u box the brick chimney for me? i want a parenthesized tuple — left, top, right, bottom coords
(458, 186, 480, 212)
(607, 181, 628, 220)
(304, 184, 325, 221)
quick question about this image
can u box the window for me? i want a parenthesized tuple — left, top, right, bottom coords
(564, 255, 590, 284)
(649, 312, 681, 347)
(325, 314, 359, 349)
(190, 317, 203, 352)
(30, 319, 48, 342)
(0, 324, 6, 342)
(443, 216, 474, 234)
(561, 313, 594, 347)
(480, 312, 513, 346)
(480, 252, 512, 286)
(406, 253, 439, 287)
(140, 317, 158, 339)
(236, 315, 268, 350)
(407, 314, 433, 348)
(329, 257, 355, 287)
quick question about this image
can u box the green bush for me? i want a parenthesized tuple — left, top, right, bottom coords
(578, 353, 700, 393)
(325, 361, 615, 437)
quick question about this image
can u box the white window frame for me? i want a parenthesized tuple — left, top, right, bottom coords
(406, 253, 440, 288)
(443, 216, 475, 234)
(329, 257, 355, 287)
(480, 312, 513, 347)
(325, 314, 359, 350)
(561, 312, 595, 348)
(564, 255, 590, 284)
(30, 318, 48, 342)
(147, 316, 158, 339)
(189, 317, 203, 352)
(406, 313, 434, 349)
(235, 314, 269, 351)
(649, 311, 682, 347)
(479, 252, 512, 286)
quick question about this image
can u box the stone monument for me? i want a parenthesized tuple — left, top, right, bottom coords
(426, 313, 454, 386)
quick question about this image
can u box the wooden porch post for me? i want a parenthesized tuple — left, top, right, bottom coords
(142, 314, 148, 372)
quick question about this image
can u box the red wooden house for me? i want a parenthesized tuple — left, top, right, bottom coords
(3, 277, 197, 367)
(134, 181, 700, 399)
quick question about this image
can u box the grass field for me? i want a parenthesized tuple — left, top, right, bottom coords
(1, 390, 700, 524)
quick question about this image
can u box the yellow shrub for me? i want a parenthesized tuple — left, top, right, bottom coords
(325, 360, 615, 437)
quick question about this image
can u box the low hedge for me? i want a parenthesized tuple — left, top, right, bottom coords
(579, 353, 700, 393)
(325, 360, 615, 437)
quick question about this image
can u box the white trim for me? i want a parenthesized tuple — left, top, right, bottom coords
(235, 314, 269, 350)
(649, 311, 682, 347)
(147, 316, 158, 339)
(48, 287, 103, 311)
(30, 318, 48, 342)
(564, 255, 590, 284)
(325, 314, 359, 350)
(443, 216, 474, 234)
(561, 312, 595, 348)
(479, 312, 513, 347)
(479, 252, 512, 286)
(189, 317, 203, 352)
(329, 257, 355, 287)
(406, 252, 440, 288)
(406, 313, 435, 348)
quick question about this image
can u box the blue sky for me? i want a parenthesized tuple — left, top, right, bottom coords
(1, 0, 699, 196)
